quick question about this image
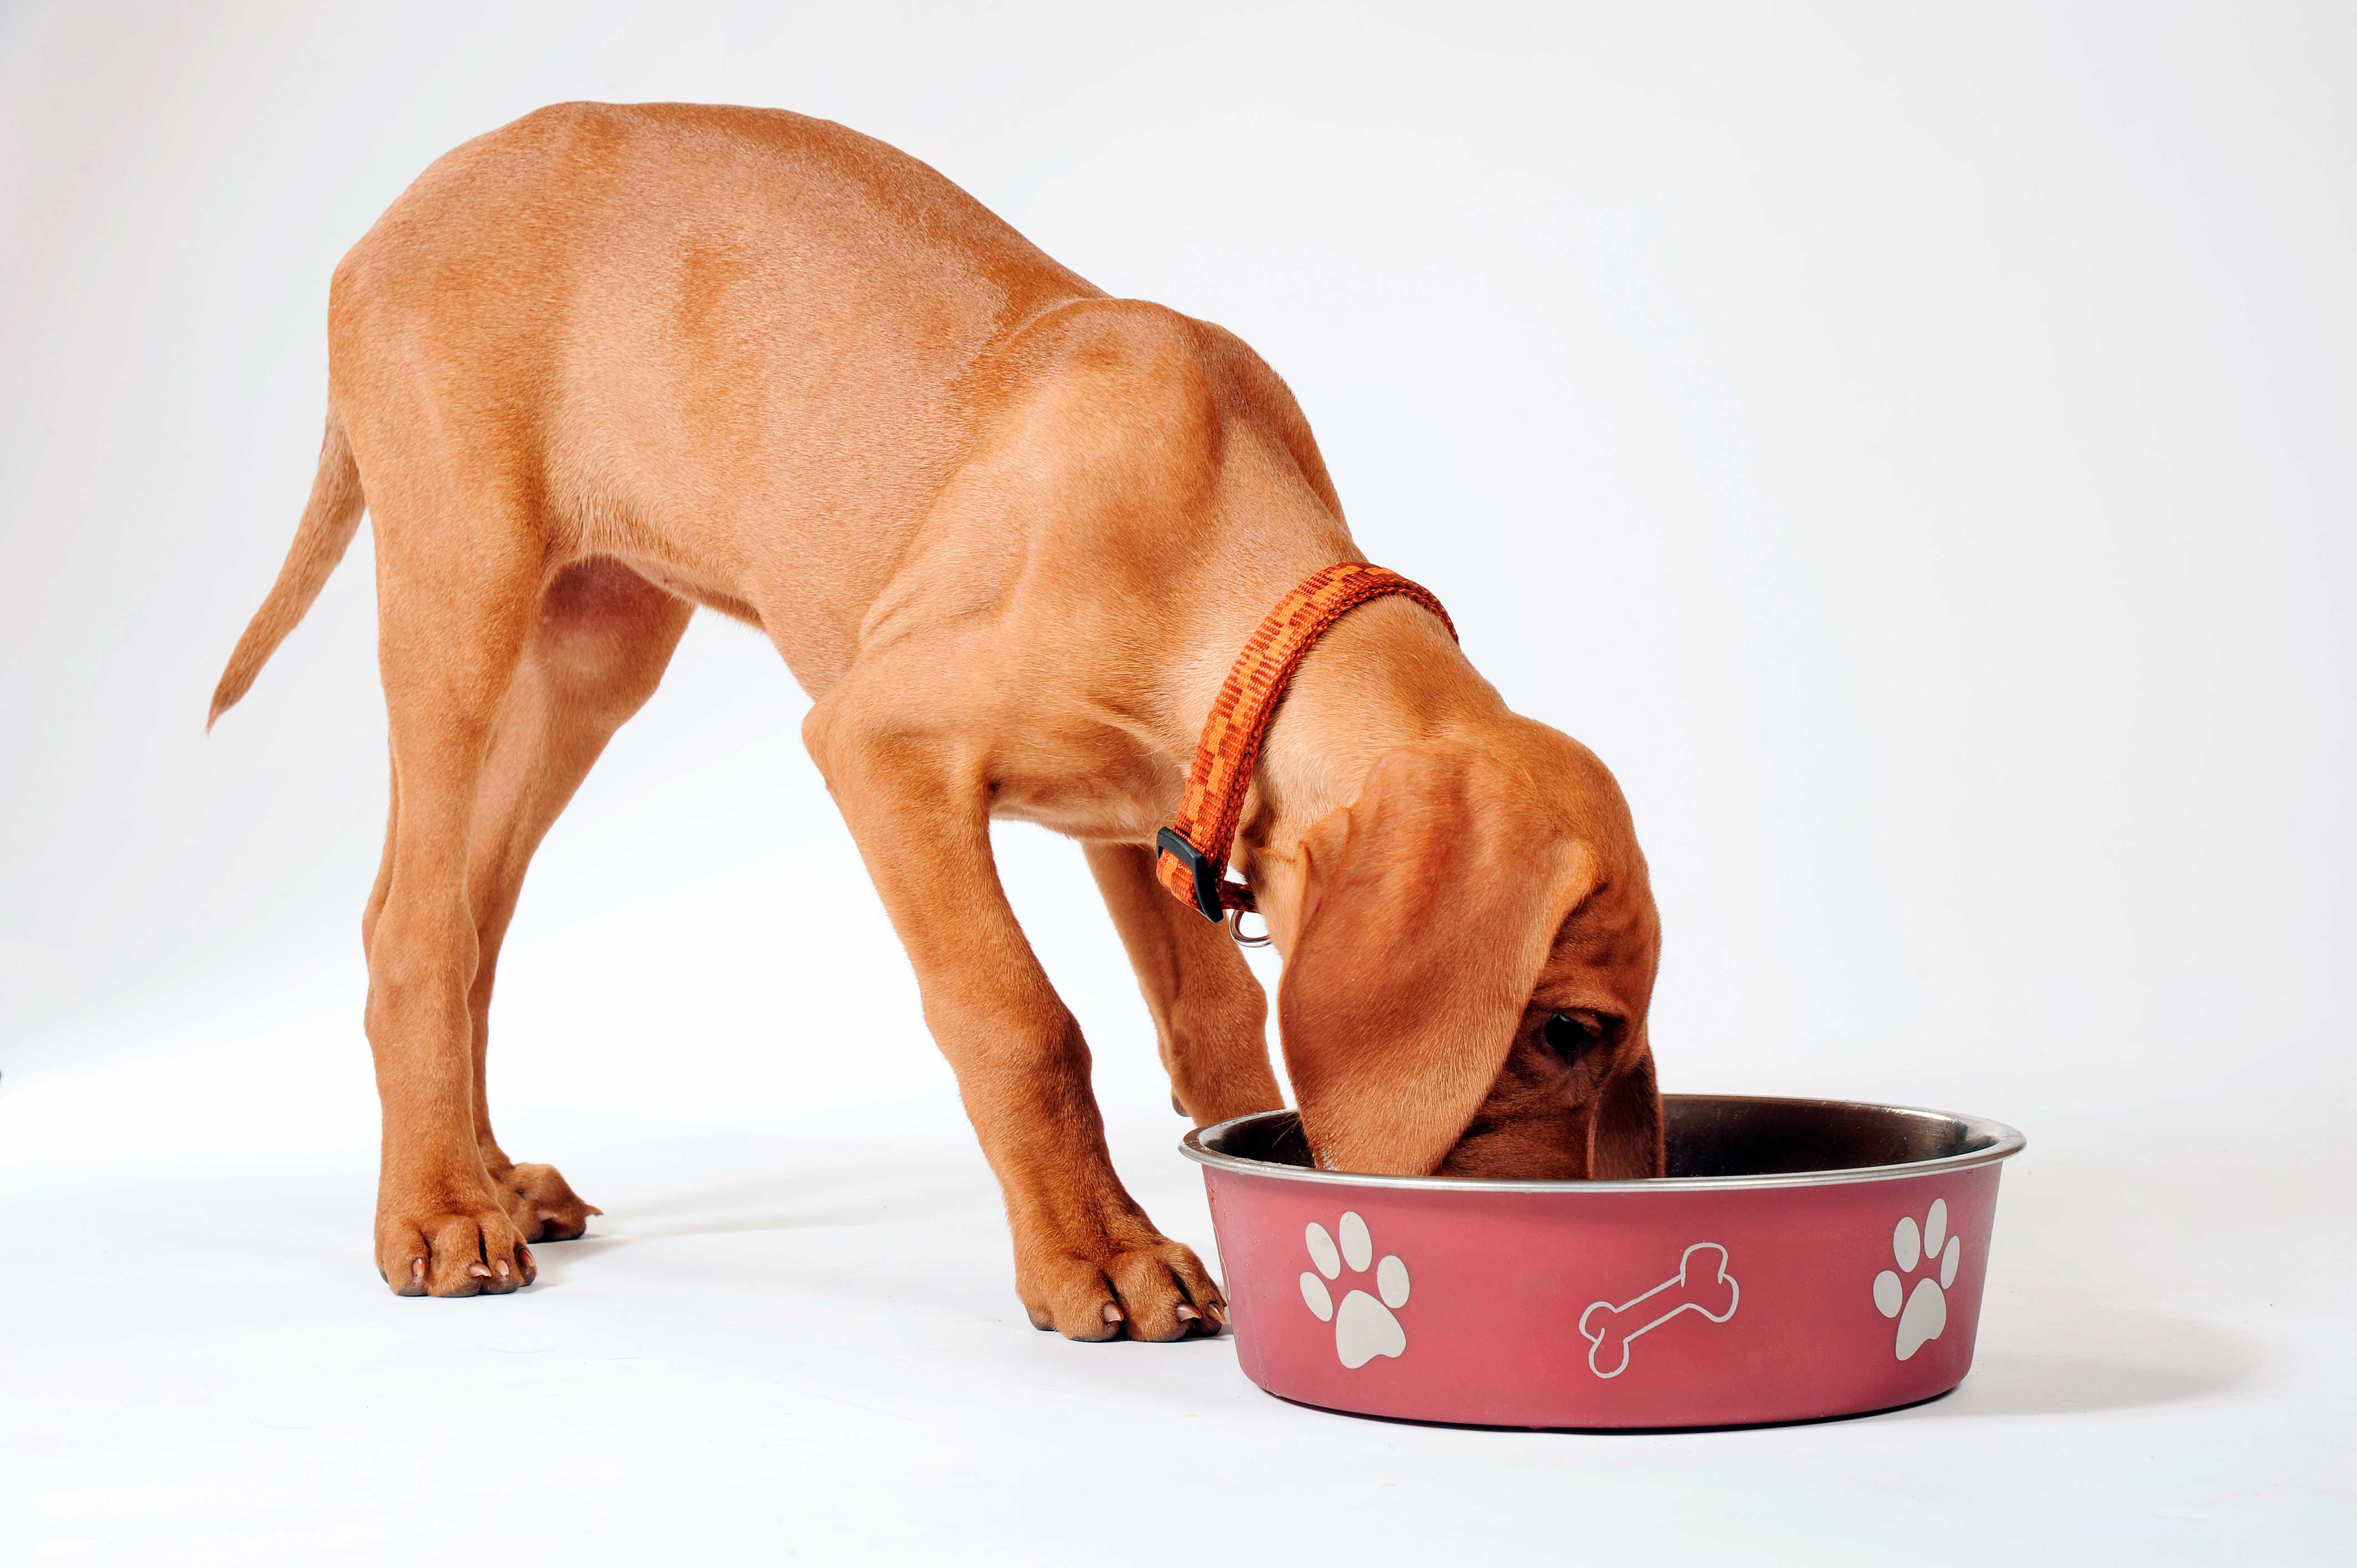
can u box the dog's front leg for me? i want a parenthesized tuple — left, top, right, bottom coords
(1083, 842, 1282, 1127)
(805, 694, 1226, 1341)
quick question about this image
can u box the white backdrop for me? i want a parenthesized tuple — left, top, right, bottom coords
(3, 3, 2350, 1563)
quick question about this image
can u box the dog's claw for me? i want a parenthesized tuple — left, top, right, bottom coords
(1176, 1304, 1200, 1323)
(1102, 1303, 1125, 1324)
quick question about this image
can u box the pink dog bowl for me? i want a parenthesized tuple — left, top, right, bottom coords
(1182, 1095, 2025, 1429)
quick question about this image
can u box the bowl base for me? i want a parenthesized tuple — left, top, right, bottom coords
(1261, 1379, 1965, 1434)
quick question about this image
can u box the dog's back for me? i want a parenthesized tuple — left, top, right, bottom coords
(327, 106, 1095, 651)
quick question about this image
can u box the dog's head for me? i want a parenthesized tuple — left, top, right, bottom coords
(1273, 724, 1662, 1179)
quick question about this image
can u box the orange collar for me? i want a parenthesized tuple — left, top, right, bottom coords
(1156, 562, 1457, 929)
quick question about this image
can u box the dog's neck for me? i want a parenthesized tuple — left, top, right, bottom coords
(1225, 592, 1504, 948)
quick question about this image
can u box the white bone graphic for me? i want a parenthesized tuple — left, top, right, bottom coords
(1577, 1242, 1740, 1379)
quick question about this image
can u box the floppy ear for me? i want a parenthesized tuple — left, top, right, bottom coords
(1589, 1041, 1664, 1178)
(1278, 746, 1594, 1175)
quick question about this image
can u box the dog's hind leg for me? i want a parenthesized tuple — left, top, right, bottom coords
(360, 470, 549, 1297)
(1083, 842, 1282, 1127)
(461, 559, 693, 1242)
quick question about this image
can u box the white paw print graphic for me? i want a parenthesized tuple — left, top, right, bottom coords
(1873, 1197, 1960, 1360)
(1299, 1212, 1411, 1369)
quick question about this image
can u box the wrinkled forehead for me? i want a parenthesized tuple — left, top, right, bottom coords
(1546, 871, 1661, 999)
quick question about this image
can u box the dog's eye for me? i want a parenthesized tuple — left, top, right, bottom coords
(1542, 1011, 1609, 1061)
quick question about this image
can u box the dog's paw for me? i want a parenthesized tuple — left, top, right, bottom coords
(377, 1196, 537, 1298)
(1015, 1232, 1227, 1343)
(490, 1160, 602, 1242)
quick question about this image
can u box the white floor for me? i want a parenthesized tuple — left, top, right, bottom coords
(4, 997, 2345, 1566)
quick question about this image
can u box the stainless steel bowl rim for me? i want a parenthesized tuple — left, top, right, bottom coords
(1180, 1094, 2027, 1193)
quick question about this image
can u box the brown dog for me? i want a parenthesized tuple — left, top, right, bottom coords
(210, 103, 1663, 1339)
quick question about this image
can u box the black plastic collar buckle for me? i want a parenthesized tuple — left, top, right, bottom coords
(1156, 828, 1228, 924)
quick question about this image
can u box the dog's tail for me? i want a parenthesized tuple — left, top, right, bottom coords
(207, 405, 366, 730)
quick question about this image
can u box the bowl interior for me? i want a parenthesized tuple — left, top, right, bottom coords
(1198, 1095, 2017, 1182)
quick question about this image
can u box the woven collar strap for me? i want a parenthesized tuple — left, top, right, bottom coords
(1155, 562, 1457, 923)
